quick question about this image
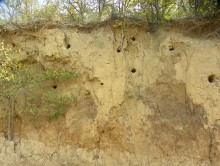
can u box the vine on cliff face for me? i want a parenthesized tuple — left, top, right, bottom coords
(0, 42, 79, 140)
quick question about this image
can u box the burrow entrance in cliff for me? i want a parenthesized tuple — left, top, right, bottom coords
(208, 74, 216, 83)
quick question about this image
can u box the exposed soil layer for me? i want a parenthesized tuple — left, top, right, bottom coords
(0, 19, 220, 165)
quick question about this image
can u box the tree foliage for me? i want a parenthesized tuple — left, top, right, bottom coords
(0, 0, 219, 24)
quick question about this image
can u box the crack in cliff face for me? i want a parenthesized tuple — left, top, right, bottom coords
(209, 127, 215, 166)
(209, 120, 220, 166)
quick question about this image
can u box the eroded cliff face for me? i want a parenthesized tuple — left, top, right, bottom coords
(0, 21, 220, 165)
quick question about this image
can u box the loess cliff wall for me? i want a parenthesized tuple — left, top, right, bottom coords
(0, 20, 220, 166)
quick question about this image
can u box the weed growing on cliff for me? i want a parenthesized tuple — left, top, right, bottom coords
(124, 90, 135, 99)
(0, 42, 79, 140)
(41, 89, 77, 120)
(40, 69, 79, 81)
(124, 89, 145, 101)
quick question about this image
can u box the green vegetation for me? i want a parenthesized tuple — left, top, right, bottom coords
(0, 42, 79, 140)
(0, 0, 219, 25)
(124, 89, 144, 100)
(40, 69, 79, 81)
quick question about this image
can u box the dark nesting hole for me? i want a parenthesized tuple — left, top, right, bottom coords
(100, 83, 104, 85)
(169, 46, 174, 51)
(131, 68, 136, 73)
(53, 85, 57, 89)
(208, 74, 215, 83)
(66, 44, 71, 49)
(11, 43, 16, 47)
(117, 48, 121, 53)
(131, 36, 136, 41)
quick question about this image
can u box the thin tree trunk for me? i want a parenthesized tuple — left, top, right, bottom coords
(7, 98, 14, 141)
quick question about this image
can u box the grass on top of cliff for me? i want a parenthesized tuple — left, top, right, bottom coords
(0, 16, 220, 39)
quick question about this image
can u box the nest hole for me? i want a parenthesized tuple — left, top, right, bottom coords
(100, 83, 104, 85)
(208, 74, 215, 83)
(11, 43, 16, 47)
(131, 68, 136, 73)
(66, 44, 71, 49)
(117, 48, 121, 53)
(169, 46, 174, 51)
(53, 85, 57, 89)
(131, 36, 136, 41)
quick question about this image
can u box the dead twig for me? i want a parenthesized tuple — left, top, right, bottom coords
(120, 26, 125, 51)
(207, 28, 220, 38)
(107, 22, 116, 42)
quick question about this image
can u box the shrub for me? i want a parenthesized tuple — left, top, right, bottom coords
(0, 42, 79, 140)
